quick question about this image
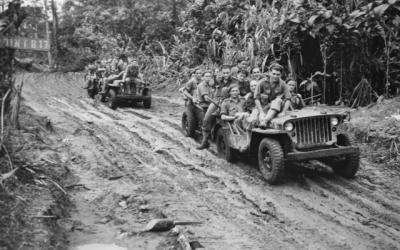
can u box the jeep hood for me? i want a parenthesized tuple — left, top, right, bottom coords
(272, 106, 349, 125)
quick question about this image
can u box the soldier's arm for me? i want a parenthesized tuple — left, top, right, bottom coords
(121, 70, 128, 82)
(220, 102, 235, 121)
(254, 82, 265, 114)
(182, 78, 195, 96)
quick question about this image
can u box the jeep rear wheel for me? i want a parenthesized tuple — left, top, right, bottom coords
(182, 111, 196, 138)
(216, 128, 236, 163)
(258, 138, 285, 184)
(87, 88, 96, 99)
(107, 89, 118, 110)
(331, 133, 359, 178)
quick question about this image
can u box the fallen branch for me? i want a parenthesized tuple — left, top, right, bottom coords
(10, 80, 24, 129)
(46, 178, 67, 196)
(0, 167, 20, 184)
(1, 143, 14, 171)
(65, 183, 90, 190)
(32, 215, 58, 219)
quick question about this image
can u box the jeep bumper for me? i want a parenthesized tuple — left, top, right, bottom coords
(115, 94, 151, 102)
(286, 146, 359, 161)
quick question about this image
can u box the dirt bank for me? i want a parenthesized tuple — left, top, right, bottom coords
(10, 72, 400, 249)
(345, 98, 400, 168)
(0, 105, 71, 249)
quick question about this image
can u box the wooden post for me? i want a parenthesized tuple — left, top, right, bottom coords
(43, 0, 53, 68)
(51, 0, 58, 68)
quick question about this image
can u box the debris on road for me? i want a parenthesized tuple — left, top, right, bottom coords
(108, 175, 124, 181)
(144, 219, 202, 232)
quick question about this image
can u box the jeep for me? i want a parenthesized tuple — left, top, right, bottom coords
(99, 78, 152, 110)
(213, 106, 360, 184)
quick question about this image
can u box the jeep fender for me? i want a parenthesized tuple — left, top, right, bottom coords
(250, 129, 294, 154)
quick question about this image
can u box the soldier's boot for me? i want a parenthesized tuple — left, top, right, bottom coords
(197, 131, 210, 150)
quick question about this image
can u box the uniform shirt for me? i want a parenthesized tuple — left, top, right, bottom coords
(243, 92, 256, 113)
(197, 81, 217, 108)
(215, 77, 234, 100)
(254, 77, 291, 107)
(232, 78, 250, 97)
(184, 77, 199, 96)
(220, 97, 245, 116)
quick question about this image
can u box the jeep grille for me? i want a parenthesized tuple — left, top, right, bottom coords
(294, 116, 332, 147)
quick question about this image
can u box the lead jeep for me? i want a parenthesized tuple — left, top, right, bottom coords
(99, 78, 152, 110)
(214, 107, 360, 184)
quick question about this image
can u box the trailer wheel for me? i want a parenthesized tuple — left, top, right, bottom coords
(216, 128, 236, 163)
(258, 138, 285, 184)
(331, 133, 359, 178)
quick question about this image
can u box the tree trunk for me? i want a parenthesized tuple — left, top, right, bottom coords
(51, 0, 59, 69)
(0, 1, 26, 130)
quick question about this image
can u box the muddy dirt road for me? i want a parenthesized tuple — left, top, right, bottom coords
(17, 73, 400, 250)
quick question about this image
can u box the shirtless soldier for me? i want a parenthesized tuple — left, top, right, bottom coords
(254, 63, 291, 127)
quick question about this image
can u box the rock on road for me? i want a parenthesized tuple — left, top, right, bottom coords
(16, 73, 400, 250)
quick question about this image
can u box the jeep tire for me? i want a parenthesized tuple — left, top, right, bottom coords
(87, 88, 96, 99)
(258, 138, 285, 184)
(143, 98, 151, 109)
(182, 111, 196, 138)
(330, 133, 359, 178)
(107, 88, 118, 110)
(216, 128, 236, 163)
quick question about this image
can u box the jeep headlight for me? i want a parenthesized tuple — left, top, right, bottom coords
(284, 122, 294, 131)
(330, 117, 339, 126)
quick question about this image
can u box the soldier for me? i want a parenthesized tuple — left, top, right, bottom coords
(197, 65, 234, 150)
(83, 64, 98, 89)
(182, 68, 203, 105)
(250, 67, 263, 81)
(287, 79, 305, 110)
(230, 66, 239, 78)
(220, 84, 246, 122)
(180, 68, 203, 130)
(254, 63, 291, 127)
(216, 65, 234, 88)
(233, 71, 250, 97)
(238, 59, 250, 76)
(116, 60, 143, 93)
(196, 70, 218, 149)
(103, 54, 127, 90)
(220, 84, 252, 151)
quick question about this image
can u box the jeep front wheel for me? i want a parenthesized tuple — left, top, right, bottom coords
(216, 128, 236, 163)
(258, 138, 285, 184)
(331, 133, 359, 178)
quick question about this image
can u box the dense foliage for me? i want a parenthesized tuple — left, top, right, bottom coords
(176, 0, 400, 104)
(54, 0, 400, 105)
(56, 0, 185, 70)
